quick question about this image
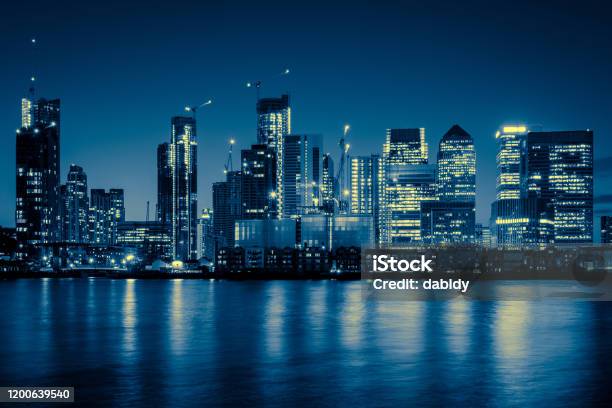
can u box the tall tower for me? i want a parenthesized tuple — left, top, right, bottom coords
(437, 125, 476, 203)
(379, 128, 433, 246)
(320, 154, 335, 213)
(15, 98, 61, 260)
(281, 134, 322, 216)
(64, 164, 89, 243)
(157, 142, 172, 224)
(491, 124, 530, 247)
(241, 144, 277, 219)
(256, 95, 291, 216)
(527, 130, 593, 244)
(168, 116, 198, 260)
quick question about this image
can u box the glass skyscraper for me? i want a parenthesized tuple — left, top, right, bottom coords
(380, 129, 432, 245)
(256, 95, 291, 216)
(88, 188, 125, 245)
(15, 97, 61, 260)
(437, 125, 476, 203)
(63, 164, 88, 243)
(527, 130, 594, 244)
(281, 134, 322, 216)
(241, 144, 277, 219)
(167, 116, 198, 260)
(491, 124, 530, 247)
(320, 153, 335, 213)
(429, 125, 476, 244)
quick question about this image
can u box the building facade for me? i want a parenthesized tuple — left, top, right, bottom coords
(241, 144, 277, 219)
(526, 130, 594, 244)
(601, 216, 612, 244)
(256, 95, 291, 216)
(64, 164, 88, 243)
(282, 134, 323, 216)
(15, 97, 61, 260)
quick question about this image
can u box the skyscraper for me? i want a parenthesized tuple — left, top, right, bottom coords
(212, 171, 242, 249)
(382, 164, 437, 245)
(197, 208, 215, 260)
(601, 216, 612, 244)
(350, 155, 380, 215)
(88, 189, 125, 245)
(379, 128, 431, 245)
(281, 134, 323, 216)
(15, 97, 60, 259)
(491, 124, 531, 247)
(527, 130, 594, 243)
(156, 142, 172, 225)
(320, 153, 335, 213)
(495, 125, 528, 200)
(168, 116, 198, 260)
(241, 144, 277, 219)
(437, 125, 476, 203)
(430, 125, 476, 244)
(89, 189, 112, 245)
(64, 164, 88, 243)
(257, 95, 291, 215)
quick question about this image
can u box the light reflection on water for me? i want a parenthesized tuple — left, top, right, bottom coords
(0, 279, 610, 407)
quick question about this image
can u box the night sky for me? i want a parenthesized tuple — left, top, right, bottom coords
(1, 0, 611, 228)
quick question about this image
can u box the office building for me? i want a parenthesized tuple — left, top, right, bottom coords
(299, 214, 374, 249)
(156, 142, 172, 224)
(350, 155, 380, 214)
(235, 218, 297, 249)
(88, 189, 124, 245)
(527, 130, 594, 243)
(241, 144, 277, 219)
(282, 134, 323, 216)
(162, 115, 198, 260)
(197, 208, 215, 260)
(212, 171, 242, 249)
(437, 125, 476, 203)
(116, 221, 172, 261)
(15, 97, 61, 259)
(64, 164, 88, 243)
(257, 95, 291, 215)
(320, 153, 335, 213)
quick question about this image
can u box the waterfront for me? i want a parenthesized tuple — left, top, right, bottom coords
(0, 279, 610, 407)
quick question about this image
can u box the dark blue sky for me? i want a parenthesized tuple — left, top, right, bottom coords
(1, 0, 611, 227)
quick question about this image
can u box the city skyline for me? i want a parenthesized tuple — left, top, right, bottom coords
(2, 1, 612, 230)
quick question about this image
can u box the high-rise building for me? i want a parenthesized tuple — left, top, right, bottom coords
(475, 223, 492, 247)
(282, 134, 323, 216)
(64, 164, 88, 243)
(88, 189, 125, 245)
(496, 125, 528, 200)
(601, 216, 612, 244)
(15, 97, 61, 260)
(491, 124, 530, 247)
(380, 129, 431, 245)
(381, 164, 437, 245)
(89, 189, 112, 245)
(257, 95, 291, 215)
(320, 153, 335, 213)
(156, 142, 172, 224)
(212, 171, 242, 249)
(167, 116, 198, 260)
(527, 130, 594, 244)
(430, 125, 477, 244)
(350, 155, 380, 214)
(241, 144, 277, 219)
(197, 208, 215, 260)
(437, 125, 476, 203)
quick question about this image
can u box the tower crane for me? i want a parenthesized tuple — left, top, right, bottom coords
(184, 99, 212, 119)
(224, 138, 236, 174)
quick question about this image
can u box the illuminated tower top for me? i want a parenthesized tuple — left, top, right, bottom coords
(495, 125, 528, 200)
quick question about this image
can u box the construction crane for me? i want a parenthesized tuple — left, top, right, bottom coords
(184, 99, 212, 119)
(335, 124, 351, 209)
(246, 68, 290, 101)
(223, 138, 236, 174)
